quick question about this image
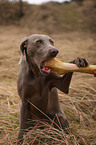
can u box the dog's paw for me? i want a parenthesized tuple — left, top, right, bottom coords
(73, 57, 89, 67)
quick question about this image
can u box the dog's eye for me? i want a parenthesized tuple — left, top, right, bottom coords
(36, 40, 43, 45)
(49, 39, 54, 46)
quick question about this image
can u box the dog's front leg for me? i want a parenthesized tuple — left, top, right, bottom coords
(49, 72, 73, 94)
(17, 101, 32, 144)
(49, 57, 88, 93)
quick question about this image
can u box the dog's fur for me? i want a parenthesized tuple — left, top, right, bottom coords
(17, 34, 88, 144)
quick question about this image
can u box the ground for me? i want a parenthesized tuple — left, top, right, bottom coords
(0, 26, 96, 144)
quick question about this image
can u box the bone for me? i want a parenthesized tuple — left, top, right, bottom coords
(44, 58, 96, 75)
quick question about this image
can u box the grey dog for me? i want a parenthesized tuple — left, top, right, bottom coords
(17, 34, 88, 144)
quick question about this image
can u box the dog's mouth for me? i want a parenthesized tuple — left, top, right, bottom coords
(40, 61, 51, 74)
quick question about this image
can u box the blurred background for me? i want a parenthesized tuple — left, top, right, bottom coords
(0, 0, 96, 144)
(0, 0, 96, 33)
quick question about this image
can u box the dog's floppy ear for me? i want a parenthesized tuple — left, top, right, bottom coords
(20, 37, 28, 54)
(19, 37, 28, 64)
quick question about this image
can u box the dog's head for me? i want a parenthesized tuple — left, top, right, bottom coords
(20, 34, 59, 75)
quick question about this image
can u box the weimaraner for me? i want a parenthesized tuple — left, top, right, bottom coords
(17, 34, 88, 144)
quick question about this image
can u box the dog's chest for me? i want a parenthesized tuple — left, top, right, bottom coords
(26, 77, 50, 113)
(23, 76, 49, 98)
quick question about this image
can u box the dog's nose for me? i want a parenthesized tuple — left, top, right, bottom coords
(51, 49, 59, 57)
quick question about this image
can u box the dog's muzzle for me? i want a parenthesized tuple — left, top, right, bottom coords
(51, 48, 59, 57)
(40, 48, 59, 74)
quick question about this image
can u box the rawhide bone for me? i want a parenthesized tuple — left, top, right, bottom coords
(44, 58, 96, 76)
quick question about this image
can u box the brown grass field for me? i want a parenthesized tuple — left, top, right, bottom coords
(0, 25, 96, 144)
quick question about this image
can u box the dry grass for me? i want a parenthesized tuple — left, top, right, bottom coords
(0, 26, 96, 144)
